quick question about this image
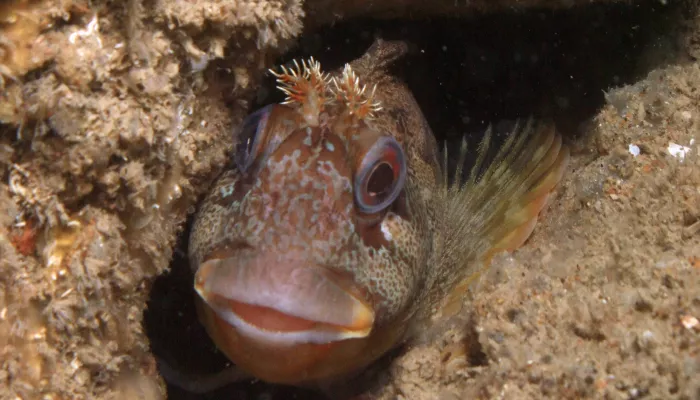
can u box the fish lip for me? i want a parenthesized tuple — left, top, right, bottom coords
(194, 256, 375, 345)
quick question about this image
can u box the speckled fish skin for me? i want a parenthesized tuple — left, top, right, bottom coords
(188, 39, 569, 386)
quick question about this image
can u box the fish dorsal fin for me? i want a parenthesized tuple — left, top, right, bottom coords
(430, 118, 570, 318)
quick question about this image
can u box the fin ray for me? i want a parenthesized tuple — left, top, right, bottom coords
(430, 118, 569, 317)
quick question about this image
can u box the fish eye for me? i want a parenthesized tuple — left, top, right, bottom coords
(355, 136, 407, 214)
(234, 105, 274, 173)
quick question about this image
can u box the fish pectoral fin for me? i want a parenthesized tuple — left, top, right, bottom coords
(434, 119, 570, 317)
(486, 129, 570, 257)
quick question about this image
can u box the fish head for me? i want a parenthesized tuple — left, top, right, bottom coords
(189, 58, 425, 384)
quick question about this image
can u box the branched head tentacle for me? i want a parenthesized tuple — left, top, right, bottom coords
(268, 59, 383, 126)
(268, 57, 332, 126)
(331, 64, 382, 120)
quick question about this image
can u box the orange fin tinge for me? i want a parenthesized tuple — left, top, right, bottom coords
(438, 120, 570, 318)
(487, 129, 570, 261)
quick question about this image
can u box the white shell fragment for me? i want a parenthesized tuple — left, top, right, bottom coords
(628, 144, 640, 157)
(667, 142, 691, 160)
(681, 315, 698, 331)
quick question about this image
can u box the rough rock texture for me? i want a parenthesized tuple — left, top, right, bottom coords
(0, 0, 300, 398)
(371, 63, 700, 399)
(0, 0, 698, 400)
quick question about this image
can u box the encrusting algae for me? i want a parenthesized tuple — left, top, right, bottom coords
(187, 39, 570, 390)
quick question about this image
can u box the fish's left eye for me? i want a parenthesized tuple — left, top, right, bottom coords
(355, 136, 407, 214)
(234, 105, 273, 173)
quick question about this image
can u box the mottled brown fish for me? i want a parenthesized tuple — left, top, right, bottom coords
(188, 39, 569, 387)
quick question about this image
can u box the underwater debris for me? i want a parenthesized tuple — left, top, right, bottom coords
(680, 315, 698, 331)
(667, 142, 692, 160)
(43, 218, 83, 277)
(628, 144, 640, 157)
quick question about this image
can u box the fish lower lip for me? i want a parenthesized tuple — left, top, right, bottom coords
(225, 298, 325, 332)
(194, 257, 375, 344)
(207, 296, 373, 344)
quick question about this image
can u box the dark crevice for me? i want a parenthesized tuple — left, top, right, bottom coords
(571, 323, 607, 342)
(463, 316, 489, 367)
(271, 0, 683, 148)
(634, 298, 654, 313)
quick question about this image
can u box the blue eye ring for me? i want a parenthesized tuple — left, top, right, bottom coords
(234, 105, 273, 173)
(354, 136, 407, 214)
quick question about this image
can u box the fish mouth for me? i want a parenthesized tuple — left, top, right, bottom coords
(194, 256, 375, 345)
